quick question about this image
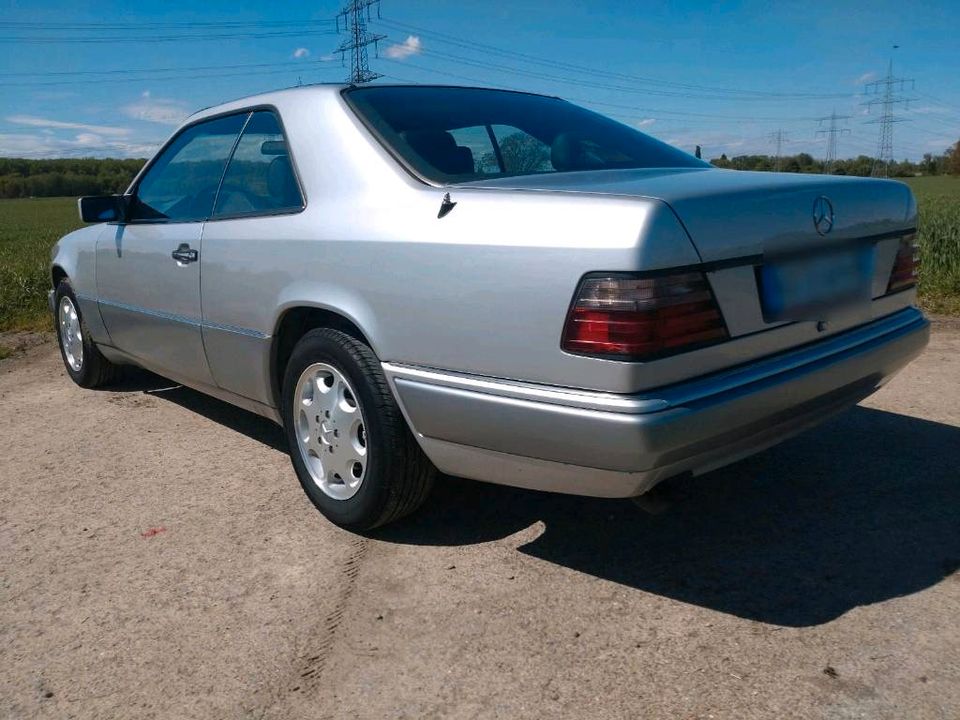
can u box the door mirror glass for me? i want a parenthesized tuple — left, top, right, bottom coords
(78, 195, 126, 223)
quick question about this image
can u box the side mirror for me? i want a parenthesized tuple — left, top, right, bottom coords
(78, 195, 127, 223)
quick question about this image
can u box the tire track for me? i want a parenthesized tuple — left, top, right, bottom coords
(291, 533, 369, 693)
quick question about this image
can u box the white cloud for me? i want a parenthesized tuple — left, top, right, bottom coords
(74, 133, 103, 146)
(6, 114, 131, 137)
(0, 132, 161, 158)
(122, 92, 190, 125)
(634, 118, 656, 128)
(855, 72, 876, 85)
(384, 35, 422, 60)
(293, 47, 310, 59)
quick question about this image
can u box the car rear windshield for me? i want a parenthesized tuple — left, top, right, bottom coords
(343, 85, 707, 184)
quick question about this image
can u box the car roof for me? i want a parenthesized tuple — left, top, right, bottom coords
(185, 83, 561, 123)
(186, 83, 350, 121)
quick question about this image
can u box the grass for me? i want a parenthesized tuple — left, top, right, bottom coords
(1, 197, 83, 333)
(0, 180, 957, 340)
(904, 177, 960, 316)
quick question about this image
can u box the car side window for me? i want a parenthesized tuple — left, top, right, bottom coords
(213, 110, 303, 218)
(131, 113, 247, 222)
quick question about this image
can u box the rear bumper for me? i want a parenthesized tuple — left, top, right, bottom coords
(384, 307, 929, 497)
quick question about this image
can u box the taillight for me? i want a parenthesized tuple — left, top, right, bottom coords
(886, 234, 919, 294)
(561, 272, 728, 360)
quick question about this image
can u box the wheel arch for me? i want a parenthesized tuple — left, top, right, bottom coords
(270, 304, 376, 410)
(51, 264, 68, 290)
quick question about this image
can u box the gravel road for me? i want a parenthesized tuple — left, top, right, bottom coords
(2, 327, 958, 719)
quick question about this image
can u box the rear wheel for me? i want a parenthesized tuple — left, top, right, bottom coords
(55, 279, 122, 388)
(281, 328, 435, 530)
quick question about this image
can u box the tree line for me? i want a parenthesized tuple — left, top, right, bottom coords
(0, 138, 957, 199)
(709, 140, 960, 177)
(0, 158, 146, 199)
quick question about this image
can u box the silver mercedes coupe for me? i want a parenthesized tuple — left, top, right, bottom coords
(50, 84, 929, 529)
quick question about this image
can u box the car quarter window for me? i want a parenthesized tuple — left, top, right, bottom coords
(489, 124, 552, 174)
(131, 113, 247, 222)
(213, 110, 303, 218)
(447, 126, 499, 175)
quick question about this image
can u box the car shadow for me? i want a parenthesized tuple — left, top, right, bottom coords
(111, 370, 960, 628)
(106, 368, 286, 452)
(376, 405, 960, 627)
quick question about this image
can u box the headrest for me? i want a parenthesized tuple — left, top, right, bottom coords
(551, 132, 591, 172)
(267, 156, 300, 207)
(403, 129, 474, 175)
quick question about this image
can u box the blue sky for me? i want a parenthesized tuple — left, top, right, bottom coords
(1, 0, 957, 161)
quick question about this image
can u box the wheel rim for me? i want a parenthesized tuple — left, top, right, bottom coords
(293, 362, 369, 501)
(58, 296, 83, 372)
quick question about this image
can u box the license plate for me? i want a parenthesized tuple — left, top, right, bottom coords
(759, 246, 874, 322)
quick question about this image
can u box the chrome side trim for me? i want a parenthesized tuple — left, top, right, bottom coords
(384, 307, 926, 416)
(92, 295, 270, 339)
(96, 295, 200, 328)
(381, 362, 670, 414)
(202, 319, 271, 340)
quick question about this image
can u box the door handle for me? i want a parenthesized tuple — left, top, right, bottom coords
(171, 243, 199, 264)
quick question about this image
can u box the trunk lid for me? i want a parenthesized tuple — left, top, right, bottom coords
(460, 167, 914, 262)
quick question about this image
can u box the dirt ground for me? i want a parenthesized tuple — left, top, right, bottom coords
(2, 327, 958, 720)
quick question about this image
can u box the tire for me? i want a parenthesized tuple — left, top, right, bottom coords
(281, 328, 435, 530)
(54, 279, 122, 388)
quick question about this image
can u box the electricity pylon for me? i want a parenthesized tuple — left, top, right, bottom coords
(863, 52, 915, 177)
(815, 110, 851, 174)
(769, 129, 788, 171)
(336, 0, 385, 84)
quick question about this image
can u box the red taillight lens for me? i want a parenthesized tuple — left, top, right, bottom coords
(561, 272, 728, 359)
(886, 234, 919, 294)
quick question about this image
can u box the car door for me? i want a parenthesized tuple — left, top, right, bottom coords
(96, 112, 248, 385)
(198, 109, 306, 404)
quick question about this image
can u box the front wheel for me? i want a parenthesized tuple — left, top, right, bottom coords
(54, 279, 122, 388)
(281, 328, 435, 530)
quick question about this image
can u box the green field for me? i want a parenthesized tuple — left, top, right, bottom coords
(0, 197, 83, 333)
(904, 176, 960, 315)
(1, 180, 958, 339)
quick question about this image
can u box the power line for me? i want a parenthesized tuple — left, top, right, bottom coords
(0, 19, 334, 29)
(409, 46, 842, 104)
(336, 1, 385, 84)
(0, 58, 340, 80)
(862, 51, 915, 177)
(374, 18, 853, 100)
(382, 58, 819, 123)
(815, 110, 851, 173)
(0, 62, 342, 87)
(0, 29, 337, 43)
